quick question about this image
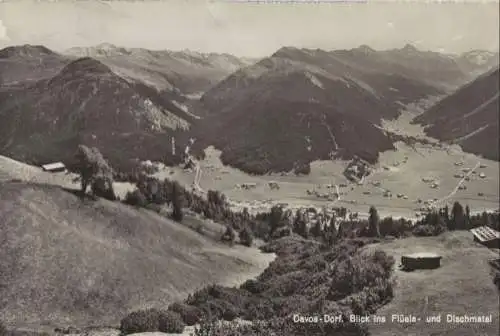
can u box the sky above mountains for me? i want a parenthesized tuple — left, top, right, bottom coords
(0, 0, 498, 57)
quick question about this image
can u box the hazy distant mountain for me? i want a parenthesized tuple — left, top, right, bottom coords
(64, 43, 257, 94)
(0, 45, 70, 86)
(192, 45, 454, 174)
(330, 44, 496, 90)
(0, 55, 194, 170)
(414, 67, 499, 161)
(454, 50, 499, 77)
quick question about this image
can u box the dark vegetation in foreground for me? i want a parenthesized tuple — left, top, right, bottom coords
(120, 236, 394, 336)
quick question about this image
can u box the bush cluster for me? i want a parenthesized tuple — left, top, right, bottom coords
(120, 308, 185, 335)
(163, 237, 395, 334)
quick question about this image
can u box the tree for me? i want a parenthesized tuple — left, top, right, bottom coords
(339, 207, 347, 220)
(368, 206, 380, 237)
(443, 205, 450, 226)
(465, 205, 471, 229)
(75, 145, 115, 200)
(451, 201, 465, 230)
(124, 189, 148, 207)
(310, 218, 323, 238)
(221, 225, 236, 244)
(269, 205, 285, 237)
(239, 226, 254, 247)
(171, 181, 184, 222)
(481, 211, 490, 227)
(323, 216, 337, 246)
(337, 222, 345, 239)
(293, 210, 308, 238)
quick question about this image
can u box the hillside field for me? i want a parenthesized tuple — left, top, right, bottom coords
(363, 231, 499, 336)
(0, 181, 275, 330)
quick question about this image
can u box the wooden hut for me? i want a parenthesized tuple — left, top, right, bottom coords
(401, 252, 442, 271)
(41, 162, 66, 173)
(470, 226, 500, 249)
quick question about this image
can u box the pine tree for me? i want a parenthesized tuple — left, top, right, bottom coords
(465, 205, 471, 229)
(310, 219, 323, 238)
(269, 205, 284, 237)
(239, 226, 254, 247)
(293, 210, 308, 238)
(221, 225, 236, 244)
(171, 181, 184, 222)
(323, 216, 337, 245)
(368, 206, 380, 237)
(443, 204, 450, 225)
(337, 221, 344, 239)
(451, 201, 465, 230)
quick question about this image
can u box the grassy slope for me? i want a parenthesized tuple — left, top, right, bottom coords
(0, 181, 274, 329)
(363, 231, 499, 336)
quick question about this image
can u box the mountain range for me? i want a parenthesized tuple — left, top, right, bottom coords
(0, 43, 498, 175)
(64, 43, 257, 95)
(192, 45, 498, 173)
(414, 67, 499, 161)
(0, 44, 258, 171)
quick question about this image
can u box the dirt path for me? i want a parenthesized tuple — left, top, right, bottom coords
(429, 161, 480, 208)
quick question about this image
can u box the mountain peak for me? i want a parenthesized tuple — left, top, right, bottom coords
(58, 57, 113, 77)
(401, 44, 419, 53)
(0, 44, 56, 59)
(353, 45, 376, 54)
(95, 42, 119, 50)
(271, 46, 303, 58)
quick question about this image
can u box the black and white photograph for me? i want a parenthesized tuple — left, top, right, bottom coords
(0, 0, 499, 335)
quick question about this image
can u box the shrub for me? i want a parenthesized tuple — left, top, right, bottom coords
(0, 322, 6, 336)
(221, 226, 236, 244)
(120, 308, 160, 334)
(195, 222, 205, 235)
(168, 302, 203, 325)
(240, 279, 266, 294)
(413, 224, 445, 237)
(91, 176, 117, 201)
(120, 308, 185, 334)
(494, 272, 500, 290)
(124, 189, 148, 207)
(158, 310, 185, 333)
(239, 226, 254, 247)
(221, 308, 238, 321)
(328, 250, 394, 301)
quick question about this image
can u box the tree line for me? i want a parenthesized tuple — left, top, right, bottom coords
(72, 144, 499, 247)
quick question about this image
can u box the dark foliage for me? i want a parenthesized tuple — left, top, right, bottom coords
(168, 302, 203, 326)
(368, 206, 381, 237)
(124, 189, 148, 207)
(221, 226, 236, 244)
(239, 226, 254, 247)
(74, 145, 116, 201)
(120, 308, 185, 334)
(176, 238, 394, 334)
(171, 181, 184, 222)
(120, 309, 161, 334)
(157, 310, 185, 333)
